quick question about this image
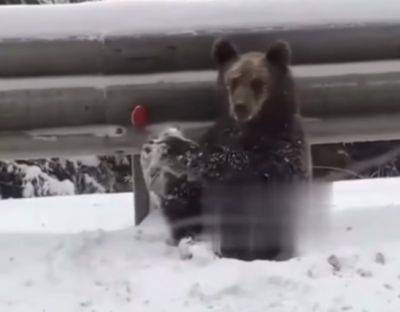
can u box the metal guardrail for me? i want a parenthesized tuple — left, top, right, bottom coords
(0, 3, 400, 159)
(1, 61, 400, 129)
(1, 3, 400, 225)
(4, 114, 400, 160)
(1, 0, 400, 77)
(1, 60, 400, 159)
(1, 23, 400, 77)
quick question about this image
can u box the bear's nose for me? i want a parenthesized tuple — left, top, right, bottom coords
(234, 103, 248, 117)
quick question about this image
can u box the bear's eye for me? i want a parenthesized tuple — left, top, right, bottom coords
(251, 78, 265, 95)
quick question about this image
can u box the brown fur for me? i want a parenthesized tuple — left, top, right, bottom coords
(140, 39, 310, 257)
(212, 39, 297, 125)
(197, 39, 310, 260)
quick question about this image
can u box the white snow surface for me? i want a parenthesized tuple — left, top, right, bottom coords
(18, 164, 76, 197)
(0, 178, 400, 311)
(1, 0, 400, 40)
(0, 193, 134, 233)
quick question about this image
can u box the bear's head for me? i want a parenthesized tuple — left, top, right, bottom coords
(212, 39, 296, 123)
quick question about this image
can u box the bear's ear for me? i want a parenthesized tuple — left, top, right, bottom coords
(266, 40, 291, 67)
(212, 38, 238, 67)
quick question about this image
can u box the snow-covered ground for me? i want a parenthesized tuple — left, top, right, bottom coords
(0, 178, 400, 311)
(0, 193, 134, 233)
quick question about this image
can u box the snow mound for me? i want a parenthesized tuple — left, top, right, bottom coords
(1, 178, 400, 310)
(0, 210, 399, 312)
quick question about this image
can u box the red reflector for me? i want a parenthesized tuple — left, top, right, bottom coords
(131, 105, 149, 127)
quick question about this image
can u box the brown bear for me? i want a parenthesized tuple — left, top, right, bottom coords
(141, 38, 309, 259)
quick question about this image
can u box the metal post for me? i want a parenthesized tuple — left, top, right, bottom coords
(131, 154, 150, 225)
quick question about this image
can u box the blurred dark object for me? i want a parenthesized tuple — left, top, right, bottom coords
(132, 155, 149, 226)
(204, 182, 302, 261)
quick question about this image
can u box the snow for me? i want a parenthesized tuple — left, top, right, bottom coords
(332, 177, 400, 211)
(17, 164, 76, 197)
(69, 155, 101, 167)
(0, 178, 400, 311)
(1, 0, 400, 40)
(0, 193, 134, 233)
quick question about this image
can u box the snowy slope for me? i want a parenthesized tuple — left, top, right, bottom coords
(1, 0, 400, 40)
(0, 178, 400, 311)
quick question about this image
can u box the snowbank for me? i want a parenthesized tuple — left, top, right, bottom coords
(0, 210, 399, 312)
(0, 177, 399, 311)
(0, 192, 134, 233)
(1, 0, 400, 40)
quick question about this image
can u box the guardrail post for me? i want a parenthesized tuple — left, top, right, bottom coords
(132, 154, 150, 225)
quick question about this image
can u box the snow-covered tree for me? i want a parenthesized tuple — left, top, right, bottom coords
(0, 155, 131, 199)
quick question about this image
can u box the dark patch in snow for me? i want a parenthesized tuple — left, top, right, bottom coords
(327, 254, 341, 272)
(23, 279, 34, 287)
(375, 252, 386, 265)
(79, 300, 92, 308)
(384, 283, 394, 290)
(356, 268, 373, 278)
